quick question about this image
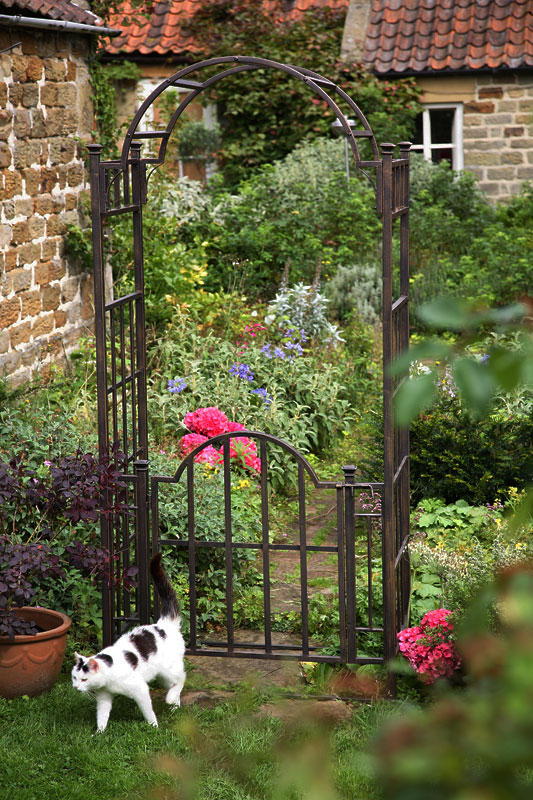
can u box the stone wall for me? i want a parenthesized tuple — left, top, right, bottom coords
(464, 72, 533, 201)
(418, 71, 533, 202)
(0, 29, 94, 387)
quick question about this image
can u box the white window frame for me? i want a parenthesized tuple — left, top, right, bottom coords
(411, 103, 463, 172)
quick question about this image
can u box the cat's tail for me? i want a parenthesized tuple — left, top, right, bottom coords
(150, 553, 180, 620)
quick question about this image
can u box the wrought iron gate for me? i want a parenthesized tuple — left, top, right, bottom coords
(89, 56, 411, 687)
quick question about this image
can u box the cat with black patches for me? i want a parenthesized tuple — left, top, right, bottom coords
(72, 553, 185, 732)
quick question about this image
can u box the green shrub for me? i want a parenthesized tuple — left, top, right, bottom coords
(198, 137, 380, 295)
(408, 157, 493, 310)
(106, 205, 209, 329)
(410, 390, 533, 505)
(265, 282, 344, 346)
(408, 161, 533, 313)
(325, 262, 382, 324)
(375, 569, 533, 798)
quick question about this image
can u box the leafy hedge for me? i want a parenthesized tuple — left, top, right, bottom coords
(410, 392, 533, 505)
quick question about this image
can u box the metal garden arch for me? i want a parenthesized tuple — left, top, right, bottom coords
(88, 56, 411, 692)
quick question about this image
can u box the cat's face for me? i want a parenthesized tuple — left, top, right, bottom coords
(71, 652, 103, 692)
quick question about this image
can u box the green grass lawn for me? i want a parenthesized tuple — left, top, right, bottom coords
(0, 676, 390, 800)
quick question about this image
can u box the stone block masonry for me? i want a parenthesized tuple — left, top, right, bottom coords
(464, 72, 533, 201)
(0, 29, 94, 387)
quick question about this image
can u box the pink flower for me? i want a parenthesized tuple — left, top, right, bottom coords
(221, 436, 261, 474)
(178, 435, 222, 466)
(179, 433, 208, 456)
(180, 407, 260, 474)
(183, 407, 229, 438)
(397, 609, 460, 684)
(194, 445, 222, 466)
(227, 421, 247, 432)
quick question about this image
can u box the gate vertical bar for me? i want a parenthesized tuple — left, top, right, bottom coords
(343, 465, 357, 662)
(88, 143, 112, 645)
(381, 143, 397, 693)
(260, 440, 272, 654)
(336, 485, 347, 662)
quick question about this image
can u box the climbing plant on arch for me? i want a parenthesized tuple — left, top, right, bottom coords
(88, 56, 411, 694)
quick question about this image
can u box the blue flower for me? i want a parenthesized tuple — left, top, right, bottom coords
(229, 362, 254, 382)
(273, 347, 285, 359)
(251, 387, 273, 406)
(168, 378, 187, 394)
(261, 343, 273, 359)
(285, 341, 303, 357)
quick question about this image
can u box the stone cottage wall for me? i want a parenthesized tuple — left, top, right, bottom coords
(464, 72, 533, 201)
(418, 71, 533, 203)
(0, 29, 94, 387)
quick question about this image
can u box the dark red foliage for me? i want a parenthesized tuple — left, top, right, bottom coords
(0, 446, 134, 640)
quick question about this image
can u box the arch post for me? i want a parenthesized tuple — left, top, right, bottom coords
(380, 143, 397, 691)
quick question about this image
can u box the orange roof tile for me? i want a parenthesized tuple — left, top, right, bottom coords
(364, 0, 533, 74)
(104, 0, 349, 57)
(104, 0, 533, 74)
(0, 0, 105, 26)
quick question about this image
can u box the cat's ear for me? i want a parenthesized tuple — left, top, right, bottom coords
(87, 658, 100, 673)
(74, 651, 83, 662)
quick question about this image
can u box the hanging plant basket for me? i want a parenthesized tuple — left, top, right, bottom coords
(0, 607, 71, 699)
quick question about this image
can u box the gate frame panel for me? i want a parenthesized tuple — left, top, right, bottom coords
(88, 56, 411, 685)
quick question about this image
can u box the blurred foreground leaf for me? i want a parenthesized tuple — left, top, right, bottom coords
(393, 373, 437, 427)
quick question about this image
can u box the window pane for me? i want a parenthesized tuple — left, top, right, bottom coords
(430, 108, 455, 144)
(414, 113, 424, 145)
(431, 147, 453, 166)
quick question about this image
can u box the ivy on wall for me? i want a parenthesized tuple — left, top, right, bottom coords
(186, 0, 422, 185)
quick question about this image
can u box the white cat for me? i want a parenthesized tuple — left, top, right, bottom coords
(72, 553, 186, 732)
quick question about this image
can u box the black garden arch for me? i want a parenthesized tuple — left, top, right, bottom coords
(88, 56, 411, 692)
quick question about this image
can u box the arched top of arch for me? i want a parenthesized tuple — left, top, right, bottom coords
(121, 55, 381, 174)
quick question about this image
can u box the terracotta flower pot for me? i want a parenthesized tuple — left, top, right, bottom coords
(0, 607, 71, 699)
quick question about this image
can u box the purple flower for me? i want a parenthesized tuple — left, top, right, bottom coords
(285, 341, 303, 357)
(168, 378, 187, 394)
(273, 347, 285, 360)
(261, 343, 273, 359)
(230, 362, 254, 382)
(250, 387, 273, 406)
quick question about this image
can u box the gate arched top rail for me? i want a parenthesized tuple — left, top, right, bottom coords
(171, 429, 340, 489)
(121, 55, 380, 175)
